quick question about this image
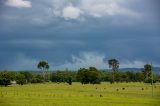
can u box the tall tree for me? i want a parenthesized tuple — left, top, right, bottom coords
(108, 59, 119, 83)
(37, 60, 50, 81)
(143, 64, 152, 79)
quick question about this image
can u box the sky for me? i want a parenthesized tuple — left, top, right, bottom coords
(0, 0, 160, 71)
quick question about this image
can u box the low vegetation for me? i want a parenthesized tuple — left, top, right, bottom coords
(0, 82, 160, 106)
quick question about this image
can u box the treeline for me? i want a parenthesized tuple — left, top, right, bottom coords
(0, 68, 159, 86)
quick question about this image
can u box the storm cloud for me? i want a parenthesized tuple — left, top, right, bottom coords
(0, 0, 160, 70)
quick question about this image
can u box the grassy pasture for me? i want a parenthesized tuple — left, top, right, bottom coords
(0, 82, 160, 106)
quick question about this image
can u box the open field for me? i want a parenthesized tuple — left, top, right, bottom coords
(0, 82, 160, 106)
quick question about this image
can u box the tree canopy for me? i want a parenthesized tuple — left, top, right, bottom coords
(37, 60, 50, 70)
(77, 67, 101, 84)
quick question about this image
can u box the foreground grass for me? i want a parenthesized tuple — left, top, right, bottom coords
(0, 82, 160, 106)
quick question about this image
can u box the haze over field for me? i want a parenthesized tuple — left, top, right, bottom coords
(0, 0, 160, 70)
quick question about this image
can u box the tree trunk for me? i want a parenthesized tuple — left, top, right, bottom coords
(42, 68, 45, 82)
(112, 71, 115, 83)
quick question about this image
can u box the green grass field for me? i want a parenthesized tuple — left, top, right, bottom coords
(0, 82, 160, 106)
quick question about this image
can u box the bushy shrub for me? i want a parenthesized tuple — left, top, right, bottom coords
(16, 74, 26, 85)
(0, 78, 11, 86)
(77, 67, 101, 84)
(67, 77, 72, 85)
(31, 78, 43, 83)
(92, 79, 101, 84)
(144, 78, 156, 84)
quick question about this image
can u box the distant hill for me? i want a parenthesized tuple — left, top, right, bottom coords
(152, 67, 160, 73)
(119, 68, 142, 72)
(100, 67, 160, 73)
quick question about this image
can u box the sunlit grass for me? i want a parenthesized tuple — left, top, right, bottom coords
(0, 82, 160, 106)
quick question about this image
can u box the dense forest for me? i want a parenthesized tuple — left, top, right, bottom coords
(0, 67, 159, 86)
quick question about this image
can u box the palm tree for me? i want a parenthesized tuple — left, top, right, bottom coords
(37, 60, 50, 81)
(108, 59, 119, 83)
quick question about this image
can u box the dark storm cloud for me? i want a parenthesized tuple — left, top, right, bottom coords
(0, 0, 160, 70)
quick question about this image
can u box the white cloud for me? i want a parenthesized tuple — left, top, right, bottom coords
(54, 52, 158, 70)
(3, 0, 141, 25)
(62, 4, 83, 20)
(54, 52, 107, 70)
(80, 0, 140, 18)
(51, 0, 140, 21)
(5, 0, 31, 8)
(120, 61, 160, 68)
(53, 10, 61, 17)
(120, 61, 145, 68)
